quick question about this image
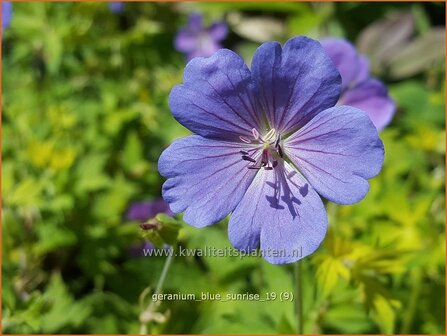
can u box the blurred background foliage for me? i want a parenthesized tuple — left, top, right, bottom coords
(2, 1, 445, 334)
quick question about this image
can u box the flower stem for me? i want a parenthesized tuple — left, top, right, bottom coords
(154, 249, 174, 297)
(139, 248, 174, 335)
(294, 260, 303, 334)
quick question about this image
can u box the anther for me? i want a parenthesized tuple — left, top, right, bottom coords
(248, 165, 261, 170)
(239, 136, 252, 144)
(251, 128, 260, 140)
(242, 155, 256, 163)
(240, 130, 283, 171)
(264, 128, 276, 142)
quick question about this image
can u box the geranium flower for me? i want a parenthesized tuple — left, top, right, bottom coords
(174, 13, 228, 62)
(159, 36, 384, 264)
(2, 2, 12, 33)
(321, 38, 396, 130)
(126, 199, 173, 222)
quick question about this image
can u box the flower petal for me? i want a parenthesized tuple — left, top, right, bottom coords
(208, 22, 228, 41)
(2, 2, 13, 30)
(321, 38, 370, 89)
(188, 39, 221, 61)
(251, 36, 341, 134)
(158, 135, 257, 227)
(341, 78, 396, 131)
(228, 161, 327, 264)
(356, 55, 370, 84)
(169, 49, 263, 141)
(187, 13, 203, 33)
(126, 199, 173, 222)
(174, 31, 199, 53)
(285, 106, 384, 205)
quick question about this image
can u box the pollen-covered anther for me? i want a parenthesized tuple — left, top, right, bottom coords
(264, 128, 276, 142)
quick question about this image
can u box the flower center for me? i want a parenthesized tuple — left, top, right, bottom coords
(239, 128, 284, 171)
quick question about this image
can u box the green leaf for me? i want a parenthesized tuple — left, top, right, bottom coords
(40, 273, 93, 332)
(372, 295, 396, 334)
(34, 223, 77, 255)
(44, 28, 63, 75)
(121, 131, 145, 174)
(6, 178, 42, 207)
(323, 303, 373, 333)
(316, 257, 349, 298)
(75, 154, 111, 193)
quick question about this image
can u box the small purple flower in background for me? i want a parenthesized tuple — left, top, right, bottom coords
(2, 2, 12, 34)
(126, 199, 172, 257)
(321, 38, 396, 131)
(126, 199, 173, 222)
(159, 36, 384, 264)
(109, 2, 124, 14)
(175, 13, 228, 62)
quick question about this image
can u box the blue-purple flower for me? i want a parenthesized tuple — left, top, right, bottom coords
(109, 2, 124, 14)
(126, 199, 173, 222)
(126, 199, 172, 257)
(2, 2, 12, 33)
(321, 38, 396, 130)
(174, 13, 228, 62)
(159, 36, 384, 264)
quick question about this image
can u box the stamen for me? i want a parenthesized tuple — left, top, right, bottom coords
(251, 128, 260, 140)
(239, 136, 252, 144)
(277, 145, 283, 158)
(240, 130, 283, 171)
(264, 128, 276, 142)
(274, 134, 281, 147)
(242, 155, 256, 163)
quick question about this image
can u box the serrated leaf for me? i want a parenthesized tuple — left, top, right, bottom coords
(316, 257, 349, 298)
(40, 273, 93, 332)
